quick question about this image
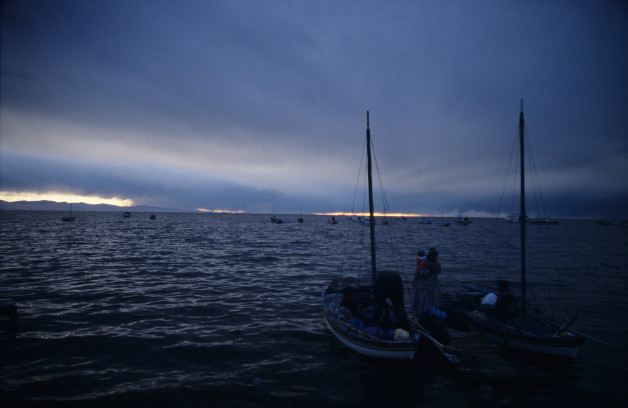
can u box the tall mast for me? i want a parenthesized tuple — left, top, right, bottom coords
(519, 100, 527, 316)
(366, 111, 377, 284)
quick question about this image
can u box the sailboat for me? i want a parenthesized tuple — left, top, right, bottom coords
(464, 101, 584, 360)
(62, 203, 75, 221)
(321, 112, 421, 360)
(440, 209, 450, 227)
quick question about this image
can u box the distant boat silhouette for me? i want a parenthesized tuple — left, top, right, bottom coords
(529, 217, 559, 225)
(62, 204, 75, 221)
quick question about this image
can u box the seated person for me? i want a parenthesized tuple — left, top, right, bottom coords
(339, 287, 358, 321)
(370, 270, 410, 331)
(490, 280, 518, 322)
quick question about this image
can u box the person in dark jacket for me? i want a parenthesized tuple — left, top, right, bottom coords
(490, 280, 518, 322)
(370, 270, 410, 330)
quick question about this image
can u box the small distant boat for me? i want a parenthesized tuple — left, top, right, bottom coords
(123, 211, 131, 218)
(149, 214, 156, 220)
(455, 215, 471, 225)
(351, 216, 375, 226)
(529, 217, 559, 225)
(328, 216, 338, 224)
(62, 204, 75, 221)
(597, 219, 626, 227)
(271, 216, 284, 224)
(505, 214, 520, 223)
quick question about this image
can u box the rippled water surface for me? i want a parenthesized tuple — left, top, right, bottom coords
(1, 211, 627, 407)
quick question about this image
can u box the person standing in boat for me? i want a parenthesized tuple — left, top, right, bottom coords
(412, 248, 442, 315)
(415, 248, 427, 270)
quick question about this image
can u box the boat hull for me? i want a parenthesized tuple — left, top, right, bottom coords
(467, 311, 583, 360)
(322, 290, 420, 360)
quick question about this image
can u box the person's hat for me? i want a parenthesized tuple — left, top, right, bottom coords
(417, 248, 426, 255)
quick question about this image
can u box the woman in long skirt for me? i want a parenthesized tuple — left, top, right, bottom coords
(412, 248, 441, 315)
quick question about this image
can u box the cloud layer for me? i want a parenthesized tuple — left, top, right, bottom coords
(2, 1, 627, 217)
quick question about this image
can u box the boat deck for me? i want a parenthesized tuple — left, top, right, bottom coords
(429, 327, 548, 381)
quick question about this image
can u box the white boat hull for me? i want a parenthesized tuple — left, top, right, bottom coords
(322, 290, 420, 360)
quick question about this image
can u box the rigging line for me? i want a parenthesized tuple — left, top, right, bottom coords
(480, 126, 520, 285)
(369, 137, 413, 304)
(504, 128, 521, 282)
(525, 130, 544, 220)
(525, 128, 552, 221)
(522, 124, 553, 314)
(370, 137, 406, 277)
(499, 129, 521, 219)
(523, 125, 566, 318)
(340, 135, 368, 282)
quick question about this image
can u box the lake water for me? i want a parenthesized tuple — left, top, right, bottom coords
(1, 211, 627, 407)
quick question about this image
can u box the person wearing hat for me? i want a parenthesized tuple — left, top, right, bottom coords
(412, 247, 442, 315)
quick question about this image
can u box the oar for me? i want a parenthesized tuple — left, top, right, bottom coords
(553, 315, 579, 335)
(408, 316, 450, 352)
(566, 329, 610, 347)
(539, 317, 610, 347)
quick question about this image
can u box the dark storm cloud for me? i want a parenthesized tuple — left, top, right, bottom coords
(1, 0, 627, 217)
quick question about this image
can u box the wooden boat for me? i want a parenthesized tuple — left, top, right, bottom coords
(464, 101, 584, 361)
(322, 112, 421, 360)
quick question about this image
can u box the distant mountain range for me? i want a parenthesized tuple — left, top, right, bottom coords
(0, 200, 193, 213)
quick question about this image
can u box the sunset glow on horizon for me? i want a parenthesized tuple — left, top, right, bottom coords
(197, 208, 246, 214)
(316, 212, 425, 218)
(0, 191, 135, 207)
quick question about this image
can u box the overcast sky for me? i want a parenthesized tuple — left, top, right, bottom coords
(1, 0, 627, 218)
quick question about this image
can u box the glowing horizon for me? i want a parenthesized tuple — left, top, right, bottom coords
(0, 191, 135, 207)
(315, 212, 425, 218)
(197, 208, 245, 214)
